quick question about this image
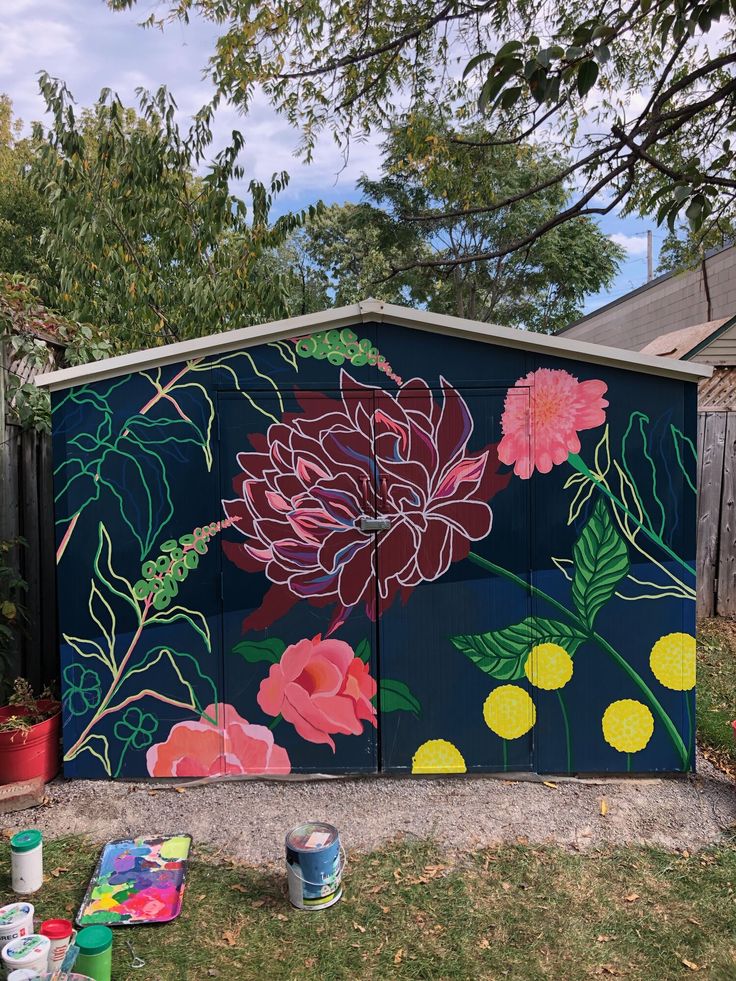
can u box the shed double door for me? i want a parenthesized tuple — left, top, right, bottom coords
(218, 384, 532, 774)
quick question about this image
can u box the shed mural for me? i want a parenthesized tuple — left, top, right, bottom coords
(46, 305, 700, 778)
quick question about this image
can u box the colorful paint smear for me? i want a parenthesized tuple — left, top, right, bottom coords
(77, 835, 191, 926)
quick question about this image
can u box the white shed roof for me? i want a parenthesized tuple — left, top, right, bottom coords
(35, 298, 711, 392)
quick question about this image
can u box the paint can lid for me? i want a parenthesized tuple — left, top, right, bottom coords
(0, 903, 34, 926)
(1, 934, 50, 964)
(286, 822, 339, 852)
(10, 830, 42, 853)
(76, 925, 113, 956)
(39, 918, 74, 939)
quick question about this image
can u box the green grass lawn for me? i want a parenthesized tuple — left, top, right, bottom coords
(2, 836, 736, 980)
(698, 618, 736, 774)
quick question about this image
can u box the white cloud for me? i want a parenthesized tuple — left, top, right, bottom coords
(609, 233, 649, 256)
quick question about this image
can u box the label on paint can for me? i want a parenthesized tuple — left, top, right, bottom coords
(285, 823, 344, 911)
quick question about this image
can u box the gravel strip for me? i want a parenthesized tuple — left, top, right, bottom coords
(3, 753, 734, 864)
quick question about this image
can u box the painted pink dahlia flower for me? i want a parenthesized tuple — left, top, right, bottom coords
(497, 368, 608, 479)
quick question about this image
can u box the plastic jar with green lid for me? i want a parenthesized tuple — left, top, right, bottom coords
(10, 830, 43, 894)
(75, 925, 113, 981)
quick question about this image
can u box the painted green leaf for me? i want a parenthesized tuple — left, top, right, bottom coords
(355, 638, 371, 663)
(380, 679, 421, 717)
(571, 498, 629, 629)
(451, 617, 587, 680)
(231, 638, 286, 664)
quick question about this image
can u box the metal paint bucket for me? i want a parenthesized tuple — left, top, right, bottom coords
(285, 823, 345, 911)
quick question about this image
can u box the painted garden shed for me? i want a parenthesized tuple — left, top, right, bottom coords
(36, 299, 710, 779)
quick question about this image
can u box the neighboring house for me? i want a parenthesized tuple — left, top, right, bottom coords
(561, 241, 736, 353)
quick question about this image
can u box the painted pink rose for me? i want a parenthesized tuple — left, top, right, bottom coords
(497, 368, 608, 479)
(222, 370, 510, 632)
(146, 703, 290, 777)
(257, 635, 377, 750)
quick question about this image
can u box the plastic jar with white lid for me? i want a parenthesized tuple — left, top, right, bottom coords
(10, 831, 43, 894)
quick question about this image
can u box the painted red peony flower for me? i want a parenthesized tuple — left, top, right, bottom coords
(497, 368, 608, 479)
(146, 703, 290, 777)
(222, 371, 509, 631)
(257, 635, 377, 750)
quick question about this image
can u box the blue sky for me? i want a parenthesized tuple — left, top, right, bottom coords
(1, 0, 665, 317)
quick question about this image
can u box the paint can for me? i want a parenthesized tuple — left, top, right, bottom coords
(285, 822, 345, 911)
(0, 903, 34, 948)
(74, 925, 113, 981)
(39, 918, 75, 970)
(10, 831, 43, 894)
(1, 934, 50, 977)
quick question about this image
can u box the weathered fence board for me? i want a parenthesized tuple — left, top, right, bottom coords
(716, 413, 736, 615)
(0, 423, 56, 691)
(697, 412, 727, 616)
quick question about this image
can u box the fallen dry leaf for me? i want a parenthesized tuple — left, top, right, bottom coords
(174, 787, 186, 794)
(596, 935, 614, 943)
(479, 938, 490, 949)
(624, 893, 639, 903)
(222, 931, 237, 948)
(393, 868, 403, 882)
(543, 781, 557, 789)
(304, 959, 316, 969)
(380, 905, 390, 914)
(682, 959, 701, 971)
(50, 867, 69, 877)
(394, 949, 404, 965)
(501, 882, 512, 891)
(353, 922, 366, 933)
(600, 798, 608, 817)
(230, 884, 248, 894)
(275, 913, 288, 921)
(250, 899, 265, 908)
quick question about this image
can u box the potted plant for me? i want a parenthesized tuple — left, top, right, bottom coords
(0, 678, 61, 784)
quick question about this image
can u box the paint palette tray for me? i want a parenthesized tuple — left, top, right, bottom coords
(77, 834, 192, 926)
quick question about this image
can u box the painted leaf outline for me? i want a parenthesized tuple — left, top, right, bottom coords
(451, 617, 587, 681)
(231, 637, 287, 664)
(379, 679, 421, 716)
(355, 638, 371, 663)
(571, 497, 630, 629)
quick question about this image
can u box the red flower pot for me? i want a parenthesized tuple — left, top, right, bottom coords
(0, 700, 61, 784)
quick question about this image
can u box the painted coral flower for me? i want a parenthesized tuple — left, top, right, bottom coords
(222, 371, 509, 632)
(497, 368, 608, 478)
(257, 636, 377, 750)
(146, 703, 290, 777)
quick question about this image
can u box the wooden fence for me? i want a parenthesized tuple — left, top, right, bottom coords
(0, 424, 57, 692)
(697, 411, 736, 617)
(0, 411, 733, 692)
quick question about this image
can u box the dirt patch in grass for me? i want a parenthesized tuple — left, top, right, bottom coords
(1, 836, 735, 980)
(698, 618, 736, 777)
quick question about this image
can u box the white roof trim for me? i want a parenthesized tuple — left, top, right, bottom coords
(35, 298, 711, 391)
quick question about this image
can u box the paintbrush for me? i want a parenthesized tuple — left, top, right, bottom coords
(50, 941, 79, 980)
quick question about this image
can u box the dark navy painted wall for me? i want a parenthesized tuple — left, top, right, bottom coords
(52, 320, 697, 778)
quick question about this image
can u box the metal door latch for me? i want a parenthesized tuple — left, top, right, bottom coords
(358, 515, 391, 532)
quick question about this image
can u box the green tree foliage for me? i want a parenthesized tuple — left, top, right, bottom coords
(0, 97, 54, 294)
(657, 222, 736, 274)
(110, 0, 736, 261)
(32, 75, 312, 351)
(284, 116, 623, 331)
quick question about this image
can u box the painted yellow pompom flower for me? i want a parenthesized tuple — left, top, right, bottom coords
(649, 632, 696, 691)
(483, 685, 536, 740)
(412, 739, 466, 774)
(524, 643, 573, 690)
(602, 699, 654, 753)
